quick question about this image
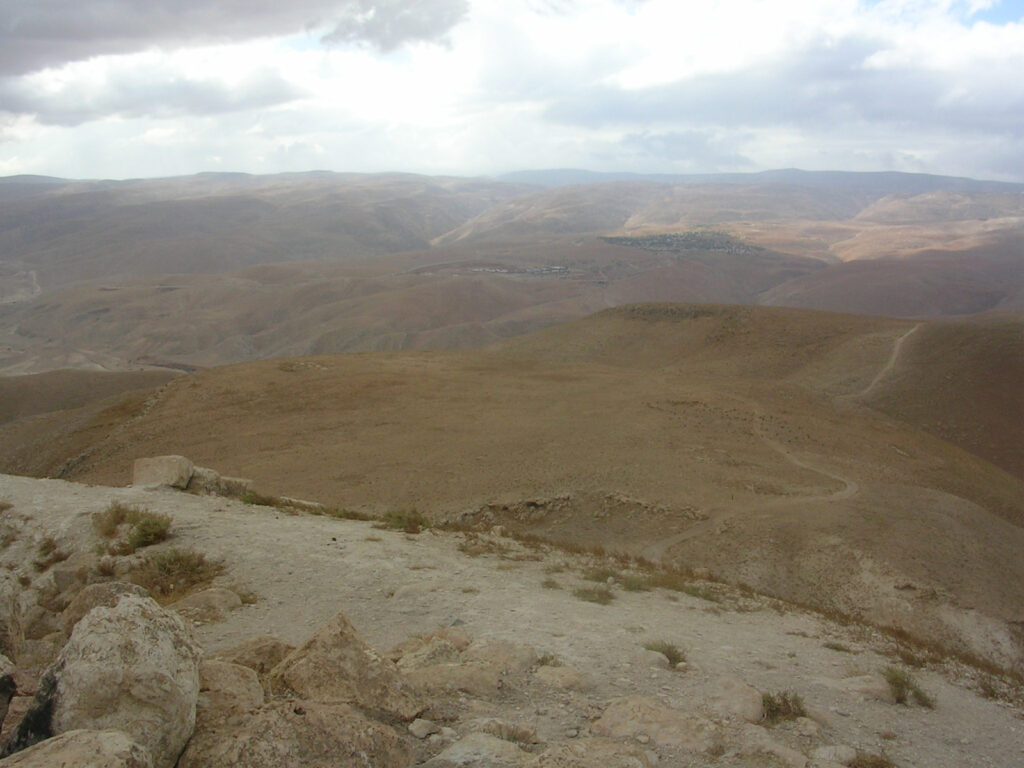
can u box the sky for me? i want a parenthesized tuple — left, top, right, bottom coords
(1, 0, 1023, 181)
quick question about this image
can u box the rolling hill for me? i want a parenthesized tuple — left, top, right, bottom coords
(1, 304, 1020, 672)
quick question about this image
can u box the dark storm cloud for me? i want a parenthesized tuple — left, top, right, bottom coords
(0, 70, 302, 125)
(547, 35, 1024, 138)
(0, 0, 468, 76)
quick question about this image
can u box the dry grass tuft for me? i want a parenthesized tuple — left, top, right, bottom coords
(573, 585, 615, 604)
(33, 536, 70, 571)
(93, 502, 171, 553)
(644, 640, 686, 666)
(761, 691, 807, 724)
(882, 666, 934, 708)
(376, 509, 429, 534)
(129, 548, 225, 604)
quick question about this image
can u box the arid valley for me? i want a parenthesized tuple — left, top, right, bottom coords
(0, 169, 1022, 768)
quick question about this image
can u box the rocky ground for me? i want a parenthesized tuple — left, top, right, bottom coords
(1, 472, 1022, 767)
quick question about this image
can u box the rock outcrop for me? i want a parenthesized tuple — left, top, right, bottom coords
(267, 611, 423, 721)
(2, 594, 201, 768)
(0, 729, 153, 768)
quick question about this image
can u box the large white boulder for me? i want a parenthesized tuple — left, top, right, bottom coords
(43, 594, 200, 768)
(0, 729, 153, 768)
(131, 456, 194, 489)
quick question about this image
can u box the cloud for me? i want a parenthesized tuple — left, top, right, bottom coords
(545, 33, 1024, 139)
(620, 130, 754, 171)
(0, 58, 304, 126)
(0, 0, 469, 76)
(321, 0, 469, 50)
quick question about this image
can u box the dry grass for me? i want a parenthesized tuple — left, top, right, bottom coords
(643, 640, 686, 666)
(824, 641, 853, 653)
(761, 691, 807, 724)
(93, 502, 171, 554)
(376, 509, 429, 534)
(541, 577, 561, 589)
(129, 548, 224, 604)
(33, 536, 70, 571)
(882, 666, 934, 708)
(573, 585, 615, 605)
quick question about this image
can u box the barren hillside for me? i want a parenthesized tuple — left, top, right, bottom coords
(2, 304, 1020, 675)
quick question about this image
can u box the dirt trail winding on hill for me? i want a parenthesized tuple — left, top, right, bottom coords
(858, 324, 922, 399)
(640, 394, 859, 563)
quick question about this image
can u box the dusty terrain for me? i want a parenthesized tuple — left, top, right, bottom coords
(1, 170, 1022, 374)
(1, 473, 1022, 767)
(2, 304, 1021, 675)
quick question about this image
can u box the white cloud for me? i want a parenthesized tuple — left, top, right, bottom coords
(0, 0, 1022, 180)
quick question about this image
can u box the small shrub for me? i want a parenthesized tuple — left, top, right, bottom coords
(376, 509, 429, 534)
(127, 512, 172, 550)
(239, 490, 285, 507)
(572, 585, 615, 605)
(129, 548, 224, 603)
(94, 503, 171, 553)
(541, 577, 561, 589)
(824, 641, 852, 653)
(761, 691, 807, 724)
(582, 567, 620, 583)
(0, 501, 11, 513)
(536, 653, 559, 667)
(644, 640, 686, 666)
(324, 507, 372, 521)
(882, 666, 934, 708)
(619, 573, 652, 592)
(33, 536, 70, 572)
(93, 501, 138, 537)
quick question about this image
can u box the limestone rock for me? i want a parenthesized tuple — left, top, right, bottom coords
(210, 635, 293, 682)
(59, 582, 148, 636)
(267, 611, 422, 721)
(591, 695, 719, 752)
(707, 674, 764, 723)
(196, 661, 264, 720)
(463, 638, 538, 673)
(180, 701, 411, 768)
(17, 594, 201, 768)
(132, 456, 194, 489)
(0, 729, 153, 768)
(0, 575, 24, 662)
(534, 666, 584, 690)
(812, 745, 858, 765)
(841, 674, 897, 704)
(740, 723, 809, 768)
(186, 468, 252, 498)
(169, 587, 241, 624)
(476, 717, 537, 744)
(421, 626, 471, 651)
(0, 654, 13, 676)
(424, 732, 529, 767)
(397, 636, 461, 670)
(409, 718, 439, 739)
(527, 737, 657, 768)
(174, 661, 265, 768)
(405, 662, 502, 697)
